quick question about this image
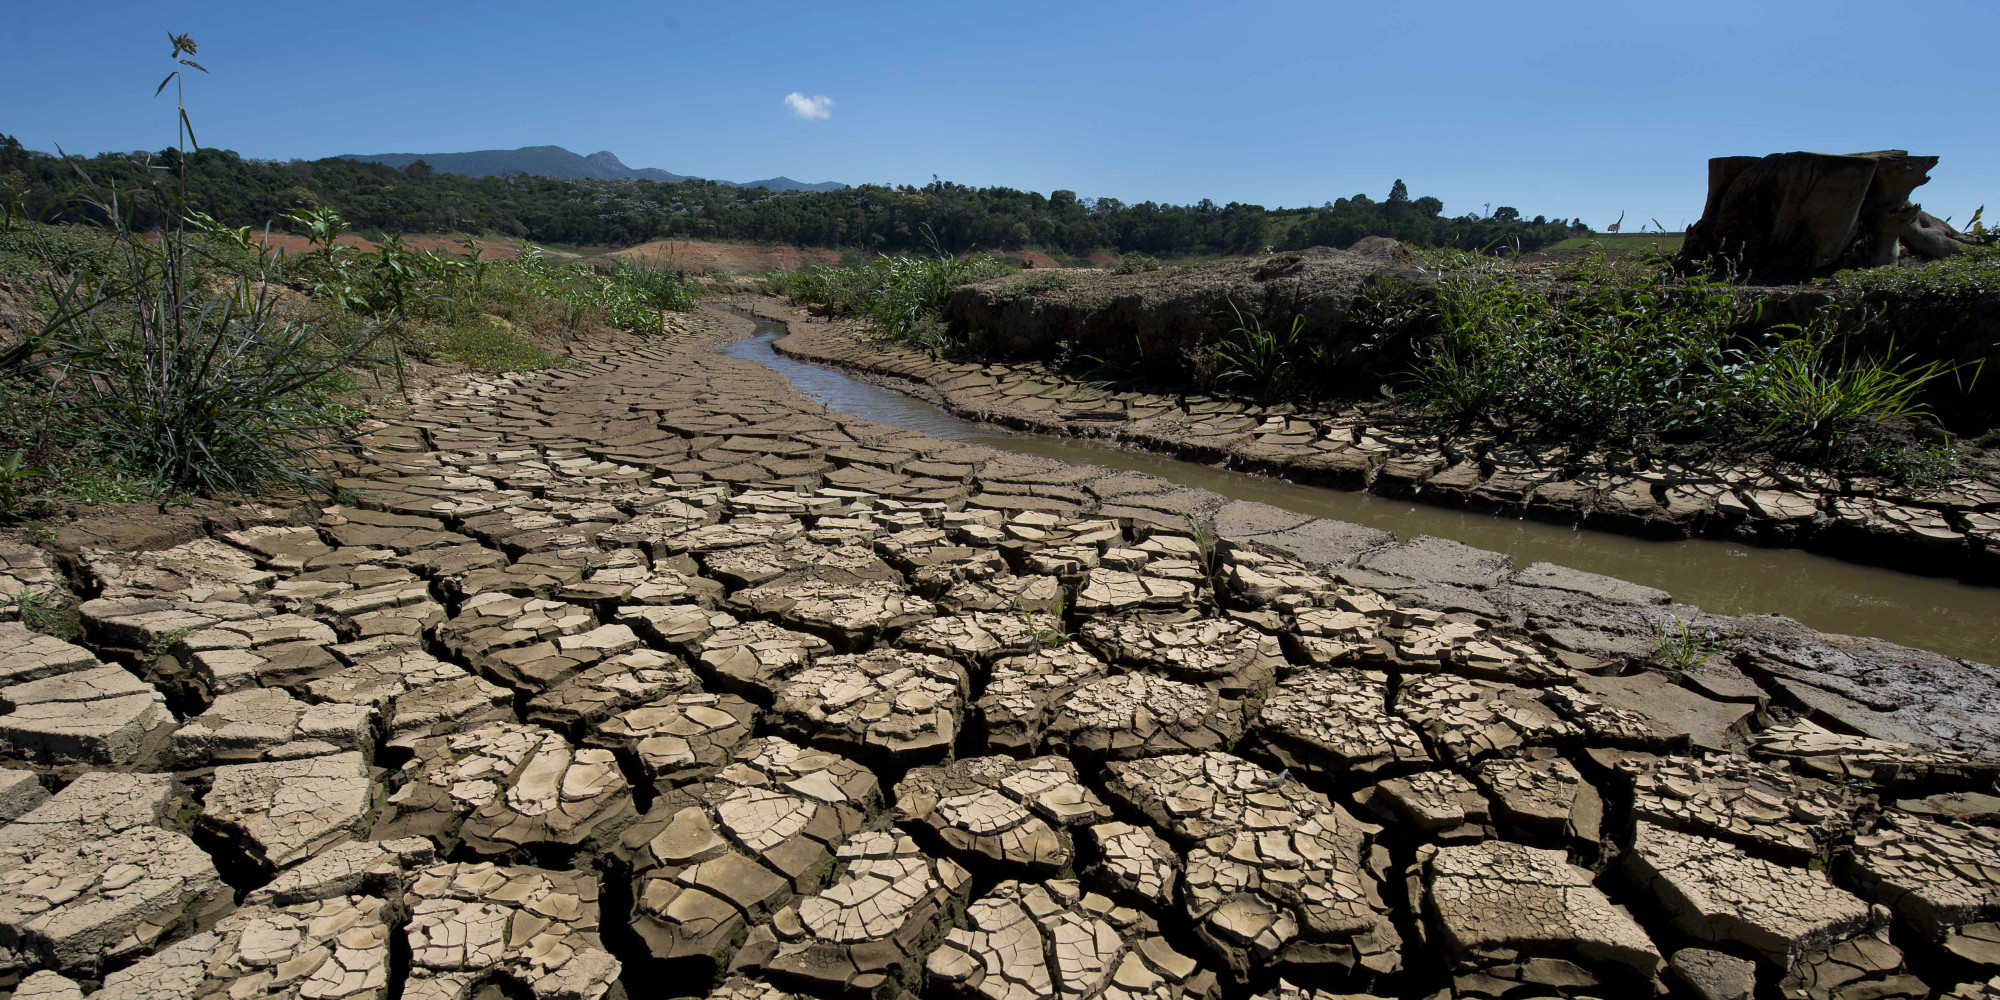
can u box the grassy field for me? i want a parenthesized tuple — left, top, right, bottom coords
(1539, 232, 1686, 258)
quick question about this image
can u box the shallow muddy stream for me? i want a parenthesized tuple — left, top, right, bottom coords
(722, 322, 2000, 664)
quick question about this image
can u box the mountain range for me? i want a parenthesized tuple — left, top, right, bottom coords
(336, 145, 846, 193)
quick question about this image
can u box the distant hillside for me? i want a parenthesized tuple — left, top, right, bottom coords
(336, 145, 846, 193)
(3, 136, 1588, 257)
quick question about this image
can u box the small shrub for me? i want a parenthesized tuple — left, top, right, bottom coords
(755, 270, 793, 297)
(34, 469, 163, 505)
(1652, 613, 1729, 668)
(430, 319, 566, 372)
(1843, 439, 1960, 488)
(988, 272, 1074, 304)
(1966, 205, 1995, 247)
(148, 626, 195, 658)
(1114, 252, 1161, 274)
(1014, 596, 1071, 648)
(43, 277, 380, 496)
(861, 251, 1013, 336)
(777, 237, 1012, 344)
(1407, 257, 1749, 445)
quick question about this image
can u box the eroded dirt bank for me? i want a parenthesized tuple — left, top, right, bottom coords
(0, 303, 1994, 1000)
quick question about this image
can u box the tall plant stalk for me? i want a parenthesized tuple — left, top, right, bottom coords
(157, 32, 207, 345)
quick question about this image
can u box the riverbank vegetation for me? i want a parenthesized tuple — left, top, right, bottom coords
(0, 37, 702, 518)
(761, 245, 1015, 351)
(776, 241, 1992, 487)
(0, 213, 701, 514)
(2, 137, 1587, 257)
(1404, 252, 1976, 481)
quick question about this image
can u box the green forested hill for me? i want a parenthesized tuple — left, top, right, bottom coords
(0, 136, 1587, 255)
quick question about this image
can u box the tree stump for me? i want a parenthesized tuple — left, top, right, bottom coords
(1679, 150, 1977, 281)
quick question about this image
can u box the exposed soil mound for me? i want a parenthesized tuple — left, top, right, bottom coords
(252, 232, 379, 258)
(943, 244, 1424, 357)
(1009, 247, 1064, 269)
(608, 239, 844, 273)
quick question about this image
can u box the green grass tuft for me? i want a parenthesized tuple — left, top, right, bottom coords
(430, 319, 567, 372)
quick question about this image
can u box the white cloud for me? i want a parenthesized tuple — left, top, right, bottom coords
(784, 92, 834, 120)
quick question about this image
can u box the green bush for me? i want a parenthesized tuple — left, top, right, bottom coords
(0, 449, 45, 521)
(430, 318, 566, 372)
(0, 35, 386, 497)
(860, 252, 1012, 336)
(1206, 302, 1319, 396)
(41, 270, 379, 495)
(1844, 439, 1960, 488)
(1114, 252, 1161, 274)
(778, 249, 1012, 342)
(1403, 253, 1971, 471)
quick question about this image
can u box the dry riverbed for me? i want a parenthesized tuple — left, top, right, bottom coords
(0, 304, 1994, 1000)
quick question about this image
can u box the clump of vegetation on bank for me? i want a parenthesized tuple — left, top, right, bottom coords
(899, 241, 1986, 486)
(0, 35, 700, 515)
(1114, 252, 1161, 274)
(1407, 253, 1967, 475)
(766, 240, 1013, 351)
(2, 213, 700, 507)
(1819, 245, 2000, 299)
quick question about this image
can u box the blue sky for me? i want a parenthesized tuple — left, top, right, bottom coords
(4, 0, 1996, 232)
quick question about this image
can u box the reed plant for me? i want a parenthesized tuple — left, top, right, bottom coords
(2, 33, 384, 497)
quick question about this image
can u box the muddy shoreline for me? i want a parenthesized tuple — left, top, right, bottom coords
(762, 297, 2000, 584)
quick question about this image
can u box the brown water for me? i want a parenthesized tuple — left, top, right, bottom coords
(723, 324, 2000, 665)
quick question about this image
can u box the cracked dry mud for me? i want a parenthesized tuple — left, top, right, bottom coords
(2, 303, 1998, 1000)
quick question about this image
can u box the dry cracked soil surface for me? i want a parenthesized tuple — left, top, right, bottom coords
(0, 303, 1998, 1000)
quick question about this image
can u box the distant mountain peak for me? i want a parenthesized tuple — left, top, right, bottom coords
(336, 145, 845, 192)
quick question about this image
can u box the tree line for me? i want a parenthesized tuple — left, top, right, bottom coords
(1, 136, 1590, 256)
